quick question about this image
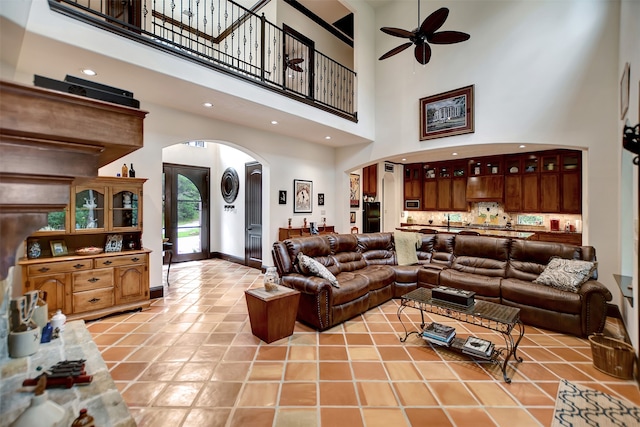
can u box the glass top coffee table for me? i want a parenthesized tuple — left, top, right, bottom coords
(398, 287, 525, 383)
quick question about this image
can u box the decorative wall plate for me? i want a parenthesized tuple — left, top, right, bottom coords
(221, 167, 239, 203)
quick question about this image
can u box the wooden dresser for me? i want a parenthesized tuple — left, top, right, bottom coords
(278, 226, 336, 241)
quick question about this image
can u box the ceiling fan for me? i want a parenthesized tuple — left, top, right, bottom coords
(284, 54, 304, 72)
(379, 3, 470, 65)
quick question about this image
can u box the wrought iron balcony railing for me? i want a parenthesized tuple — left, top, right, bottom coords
(49, 0, 357, 120)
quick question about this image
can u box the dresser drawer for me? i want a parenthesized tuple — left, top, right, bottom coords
(94, 253, 148, 268)
(73, 268, 113, 292)
(73, 288, 114, 313)
(27, 260, 93, 276)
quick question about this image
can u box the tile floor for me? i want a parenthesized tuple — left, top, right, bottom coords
(86, 259, 640, 427)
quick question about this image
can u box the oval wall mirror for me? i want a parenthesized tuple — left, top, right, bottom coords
(221, 167, 239, 203)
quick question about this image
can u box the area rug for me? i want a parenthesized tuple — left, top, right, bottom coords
(552, 379, 640, 427)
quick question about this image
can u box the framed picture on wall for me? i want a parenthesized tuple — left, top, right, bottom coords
(620, 62, 630, 119)
(350, 212, 356, 223)
(420, 85, 474, 141)
(318, 193, 325, 206)
(350, 174, 360, 208)
(279, 190, 287, 205)
(293, 179, 312, 213)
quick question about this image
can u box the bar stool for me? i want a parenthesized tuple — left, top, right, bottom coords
(162, 241, 173, 285)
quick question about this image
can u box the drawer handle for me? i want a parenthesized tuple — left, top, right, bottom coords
(73, 264, 85, 269)
(38, 267, 50, 273)
(88, 278, 100, 283)
(131, 257, 140, 262)
(102, 261, 112, 265)
(88, 298, 101, 304)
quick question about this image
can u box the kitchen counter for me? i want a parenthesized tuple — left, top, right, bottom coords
(397, 225, 536, 240)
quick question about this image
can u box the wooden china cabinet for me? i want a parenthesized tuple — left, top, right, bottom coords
(19, 177, 151, 321)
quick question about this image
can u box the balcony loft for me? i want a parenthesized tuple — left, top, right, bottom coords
(49, 0, 357, 121)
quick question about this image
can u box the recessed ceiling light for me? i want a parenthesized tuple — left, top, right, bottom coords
(401, 158, 407, 161)
(452, 152, 458, 156)
(519, 144, 526, 148)
(325, 136, 331, 140)
(202, 102, 213, 108)
(81, 69, 97, 76)
(271, 120, 278, 125)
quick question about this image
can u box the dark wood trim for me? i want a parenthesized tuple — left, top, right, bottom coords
(150, 286, 164, 299)
(283, 0, 353, 47)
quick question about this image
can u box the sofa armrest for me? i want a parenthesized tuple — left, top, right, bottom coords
(281, 274, 333, 295)
(578, 280, 613, 336)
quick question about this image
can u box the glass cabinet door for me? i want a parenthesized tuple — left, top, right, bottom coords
(111, 186, 142, 231)
(73, 186, 106, 232)
(35, 209, 69, 234)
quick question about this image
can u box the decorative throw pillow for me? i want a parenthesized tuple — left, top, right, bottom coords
(394, 231, 420, 266)
(296, 252, 340, 288)
(533, 257, 597, 292)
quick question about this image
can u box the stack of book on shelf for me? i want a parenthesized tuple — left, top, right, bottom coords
(462, 336, 494, 359)
(422, 322, 456, 347)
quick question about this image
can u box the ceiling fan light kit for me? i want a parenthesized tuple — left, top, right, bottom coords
(379, 4, 470, 65)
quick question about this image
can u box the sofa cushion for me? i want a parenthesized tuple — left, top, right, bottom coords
(507, 239, 582, 281)
(328, 233, 359, 254)
(332, 252, 368, 272)
(297, 252, 340, 288)
(431, 233, 456, 266)
(331, 272, 370, 306)
(501, 278, 582, 314)
(357, 265, 395, 291)
(356, 232, 394, 252)
(439, 269, 502, 299)
(394, 231, 419, 265)
(533, 257, 597, 292)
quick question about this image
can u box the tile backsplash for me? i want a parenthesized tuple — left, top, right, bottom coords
(403, 203, 582, 232)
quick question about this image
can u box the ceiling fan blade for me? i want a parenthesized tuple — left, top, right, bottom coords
(289, 58, 304, 65)
(428, 31, 471, 44)
(289, 64, 304, 72)
(379, 42, 413, 60)
(380, 27, 414, 38)
(420, 7, 449, 35)
(414, 43, 432, 65)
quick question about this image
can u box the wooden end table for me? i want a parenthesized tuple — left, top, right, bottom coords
(245, 285, 300, 343)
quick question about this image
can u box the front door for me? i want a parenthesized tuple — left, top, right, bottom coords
(163, 163, 210, 263)
(245, 162, 262, 268)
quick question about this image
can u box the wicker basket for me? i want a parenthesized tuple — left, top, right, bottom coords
(588, 334, 636, 380)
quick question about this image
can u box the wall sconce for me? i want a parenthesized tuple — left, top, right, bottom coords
(623, 121, 640, 165)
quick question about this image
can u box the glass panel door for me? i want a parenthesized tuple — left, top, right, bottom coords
(73, 186, 105, 232)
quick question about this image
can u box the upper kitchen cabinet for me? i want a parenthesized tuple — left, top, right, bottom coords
(504, 155, 523, 212)
(362, 164, 378, 198)
(560, 151, 582, 213)
(404, 163, 423, 210)
(422, 163, 437, 210)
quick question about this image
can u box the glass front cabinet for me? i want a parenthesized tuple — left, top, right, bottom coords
(20, 176, 150, 322)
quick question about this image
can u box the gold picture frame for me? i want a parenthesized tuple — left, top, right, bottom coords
(50, 240, 68, 257)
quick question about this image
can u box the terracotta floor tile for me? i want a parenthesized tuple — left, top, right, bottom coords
(205, 332, 237, 345)
(446, 407, 497, 427)
(93, 333, 126, 346)
(318, 346, 348, 360)
(133, 408, 188, 427)
(248, 362, 284, 381)
(367, 323, 395, 333)
(255, 345, 288, 360)
(319, 381, 358, 406)
(195, 381, 243, 407)
(515, 362, 560, 381)
(485, 407, 541, 427)
(351, 361, 389, 380)
(279, 382, 317, 406)
(604, 383, 640, 406)
(100, 346, 137, 361)
(284, 362, 318, 381)
(414, 361, 457, 380)
(288, 346, 317, 360)
(356, 382, 398, 406)
(319, 361, 352, 380)
(224, 345, 257, 361)
(543, 363, 595, 381)
(320, 408, 364, 427)
(121, 382, 166, 407)
(348, 346, 380, 360)
(236, 382, 279, 407)
(173, 362, 216, 381)
(289, 333, 317, 346)
(377, 346, 411, 361)
(152, 382, 203, 406)
(318, 333, 346, 346)
(405, 408, 453, 427)
(384, 361, 422, 381)
(547, 346, 591, 362)
(346, 333, 374, 345)
(228, 408, 275, 427)
(449, 361, 494, 380)
(466, 382, 518, 406)
(429, 381, 480, 406)
(504, 382, 555, 406)
(371, 333, 402, 345)
(527, 407, 555, 427)
(274, 409, 318, 427)
(109, 362, 149, 381)
(405, 346, 444, 362)
(394, 382, 438, 406)
(138, 361, 184, 381)
(361, 408, 409, 427)
(157, 345, 198, 362)
(126, 346, 164, 362)
(182, 408, 231, 427)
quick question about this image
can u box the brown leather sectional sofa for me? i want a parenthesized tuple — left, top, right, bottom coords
(271, 232, 612, 337)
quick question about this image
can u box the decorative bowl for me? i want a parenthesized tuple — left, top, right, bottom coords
(75, 247, 103, 256)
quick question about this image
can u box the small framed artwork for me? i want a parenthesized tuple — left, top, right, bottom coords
(420, 85, 474, 141)
(318, 193, 325, 206)
(350, 174, 360, 208)
(350, 212, 356, 223)
(50, 240, 68, 257)
(620, 62, 630, 119)
(105, 234, 123, 252)
(279, 190, 287, 205)
(293, 179, 312, 213)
